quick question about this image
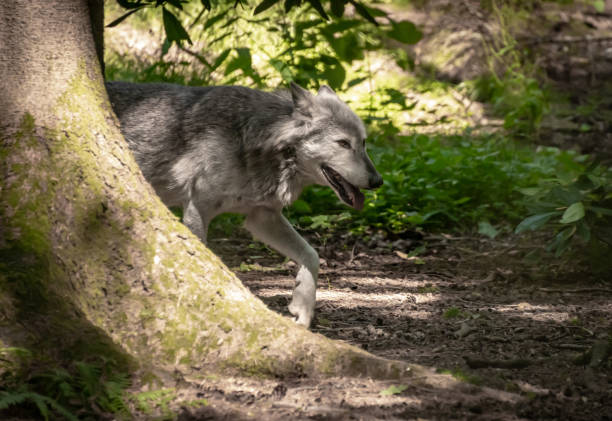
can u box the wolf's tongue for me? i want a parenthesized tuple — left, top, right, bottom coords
(351, 188, 365, 211)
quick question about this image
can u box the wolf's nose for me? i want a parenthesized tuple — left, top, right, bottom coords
(369, 173, 383, 189)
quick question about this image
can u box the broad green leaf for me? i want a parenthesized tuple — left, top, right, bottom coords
(324, 19, 361, 33)
(211, 49, 231, 71)
(551, 186, 582, 206)
(576, 220, 591, 242)
(560, 202, 585, 224)
(162, 7, 192, 44)
(161, 37, 171, 57)
(254, 0, 281, 15)
(478, 221, 499, 239)
(270, 59, 293, 82)
(106, 7, 144, 27)
(224, 48, 252, 76)
(322, 63, 346, 89)
(347, 76, 367, 87)
(515, 211, 561, 233)
(381, 88, 407, 108)
(386, 20, 422, 44)
(327, 33, 363, 62)
(349, 0, 378, 25)
(117, 0, 146, 9)
(204, 9, 230, 30)
(547, 227, 575, 257)
(380, 384, 408, 396)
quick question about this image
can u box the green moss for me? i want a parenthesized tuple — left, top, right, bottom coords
(0, 64, 141, 372)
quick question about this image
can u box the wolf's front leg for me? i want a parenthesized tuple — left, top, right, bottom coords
(245, 207, 318, 327)
(183, 200, 210, 244)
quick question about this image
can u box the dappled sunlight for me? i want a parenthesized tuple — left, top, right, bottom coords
(252, 285, 442, 307)
(492, 302, 572, 323)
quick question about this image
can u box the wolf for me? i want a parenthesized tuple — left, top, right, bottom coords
(105, 81, 383, 327)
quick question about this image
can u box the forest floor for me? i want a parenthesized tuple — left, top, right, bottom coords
(172, 231, 612, 421)
(180, 3, 612, 418)
(100, 1, 612, 419)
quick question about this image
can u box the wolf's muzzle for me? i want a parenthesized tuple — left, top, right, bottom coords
(368, 173, 383, 189)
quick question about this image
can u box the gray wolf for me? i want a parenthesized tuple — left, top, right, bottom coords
(105, 81, 383, 327)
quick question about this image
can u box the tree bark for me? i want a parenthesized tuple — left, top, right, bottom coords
(0, 0, 435, 383)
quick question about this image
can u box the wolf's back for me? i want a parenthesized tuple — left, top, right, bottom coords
(105, 81, 298, 206)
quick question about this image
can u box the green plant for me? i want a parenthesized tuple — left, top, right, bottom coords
(380, 384, 408, 396)
(290, 132, 574, 236)
(443, 307, 469, 319)
(475, 0, 550, 139)
(472, 73, 549, 138)
(0, 351, 132, 421)
(0, 389, 78, 421)
(132, 388, 176, 417)
(106, 0, 422, 91)
(438, 368, 482, 385)
(515, 157, 612, 259)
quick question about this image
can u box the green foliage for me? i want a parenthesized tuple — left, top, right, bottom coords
(0, 389, 78, 421)
(515, 159, 612, 259)
(132, 388, 177, 418)
(0, 349, 131, 420)
(443, 307, 468, 319)
(380, 384, 408, 395)
(105, 0, 612, 266)
(475, 0, 550, 139)
(471, 73, 549, 138)
(290, 132, 574, 236)
(438, 368, 482, 385)
(108, 0, 422, 90)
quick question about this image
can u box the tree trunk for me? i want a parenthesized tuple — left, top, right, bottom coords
(0, 0, 429, 382)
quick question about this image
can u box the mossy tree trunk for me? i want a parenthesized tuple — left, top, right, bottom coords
(0, 0, 429, 383)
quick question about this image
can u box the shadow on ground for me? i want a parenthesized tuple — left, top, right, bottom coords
(203, 231, 612, 420)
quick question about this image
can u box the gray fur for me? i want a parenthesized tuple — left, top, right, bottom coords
(106, 81, 382, 327)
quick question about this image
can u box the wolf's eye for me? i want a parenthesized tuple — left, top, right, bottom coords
(336, 139, 351, 149)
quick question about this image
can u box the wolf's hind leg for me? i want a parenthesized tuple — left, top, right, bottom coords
(183, 200, 210, 244)
(245, 207, 318, 327)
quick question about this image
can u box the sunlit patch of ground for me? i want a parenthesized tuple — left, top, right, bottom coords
(206, 231, 611, 420)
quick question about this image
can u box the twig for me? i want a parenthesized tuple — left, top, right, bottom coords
(478, 272, 497, 284)
(565, 325, 595, 337)
(538, 287, 612, 294)
(553, 343, 590, 350)
(347, 244, 357, 266)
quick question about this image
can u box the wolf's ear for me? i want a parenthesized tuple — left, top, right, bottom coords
(317, 85, 337, 97)
(290, 82, 315, 118)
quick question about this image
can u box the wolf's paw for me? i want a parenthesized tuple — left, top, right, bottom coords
(288, 300, 314, 328)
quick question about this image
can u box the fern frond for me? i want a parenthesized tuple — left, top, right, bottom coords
(0, 391, 78, 421)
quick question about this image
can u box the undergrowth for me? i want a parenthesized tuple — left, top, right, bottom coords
(0, 348, 131, 420)
(105, 0, 612, 266)
(0, 347, 199, 420)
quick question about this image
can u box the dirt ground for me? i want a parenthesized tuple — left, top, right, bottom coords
(171, 230, 612, 421)
(101, 2, 612, 419)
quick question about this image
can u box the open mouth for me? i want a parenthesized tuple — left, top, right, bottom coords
(321, 164, 365, 210)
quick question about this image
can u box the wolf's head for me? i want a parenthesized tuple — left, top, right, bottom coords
(289, 82, 383, 210)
